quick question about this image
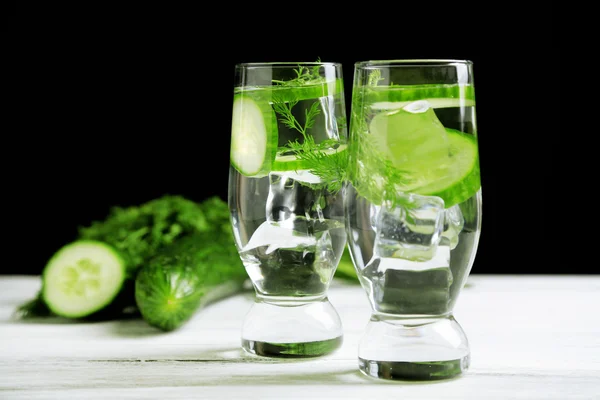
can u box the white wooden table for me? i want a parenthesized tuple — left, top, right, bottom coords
(0, 275, 599, 399)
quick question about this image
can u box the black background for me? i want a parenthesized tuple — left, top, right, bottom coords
(4, 4, 562, 275)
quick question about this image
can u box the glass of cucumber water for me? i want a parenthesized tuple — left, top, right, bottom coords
(228, 62, 348, 357)
(345, 59, 482, 380)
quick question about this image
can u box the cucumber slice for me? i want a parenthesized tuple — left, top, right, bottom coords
(371, 98, 475, 111)
(272, 144, 348, 172)
(365, 84, 475, 110)
(366, 102, 480, 207)
(231, 94, 278, 177)
(41, 240, 127, 318)
(410, 129, 480, 207)
(235, 78, 344, 103)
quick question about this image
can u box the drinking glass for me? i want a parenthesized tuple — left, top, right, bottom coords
(228, 62, 348, 357)
(345, 59, 482, 380)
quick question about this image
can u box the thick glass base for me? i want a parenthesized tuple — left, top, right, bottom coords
(358, 314, 470, 380)
(242, 337, 343, 358)
(241, 297, 343, 358)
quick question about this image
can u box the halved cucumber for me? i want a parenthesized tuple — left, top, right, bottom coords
(365, 83, 475, 110)
(230, 94, 278, 177)
(41, 240, 127, 318)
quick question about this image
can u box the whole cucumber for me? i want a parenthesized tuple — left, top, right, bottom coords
(135, 232, 248, 331)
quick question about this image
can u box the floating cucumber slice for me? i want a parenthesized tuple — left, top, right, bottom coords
(230, 94, 278, 177)
(366, 103, 480, 207)
(371, 98, 475, 111)
(41, 240, 127, 318)
(410, 129, 480, 207)
(369, 105, 451, 173)
(365, 83, 475, 110)
(385, 129, 480, 207)
(272, 144, 348, 172)
(235, 78, 344, 104)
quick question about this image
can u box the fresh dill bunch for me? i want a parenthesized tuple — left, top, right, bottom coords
(77, 195, 231, 276)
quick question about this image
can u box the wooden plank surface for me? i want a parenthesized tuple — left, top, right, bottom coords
(0, 275, 599, 399)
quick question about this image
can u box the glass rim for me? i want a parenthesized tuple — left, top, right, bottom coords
(355, 59, 472, 68)
(235, 61, 341, 68)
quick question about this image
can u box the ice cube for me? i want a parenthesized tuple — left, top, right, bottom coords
(313, 229, 337, 284)
(441, 204, 464, 249)
(379, 265, 453, 315)
(360, 257, 453, 315)
(266, 172, 325, 224)
(242, 220, 316, 254)
(373, 193, 445, 261)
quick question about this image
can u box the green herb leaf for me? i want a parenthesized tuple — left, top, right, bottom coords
(348, 91, 411, 207)
(271, 60, 348, 193)
(284, 137, 348, 193)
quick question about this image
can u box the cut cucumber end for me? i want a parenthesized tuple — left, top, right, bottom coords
(135, 263, 202, 332)
(230, 94, 278, 177)
(41, 240, 127, 319)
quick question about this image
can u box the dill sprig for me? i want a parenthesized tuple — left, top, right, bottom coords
(347, 70, 411, 207)
(367, 69, 384, 86)
(285, 137, 348, 193)
(269, 60, 347, 193)
(272, 58, 324, 87)
(272, 99, 321, 137)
